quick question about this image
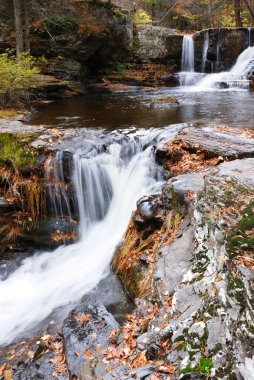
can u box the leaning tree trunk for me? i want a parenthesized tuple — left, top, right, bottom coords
(234, 0, 243, 27)
(13, 0, 24, 56)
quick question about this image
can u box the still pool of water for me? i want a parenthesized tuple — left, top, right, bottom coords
(28, 87, 254, 130)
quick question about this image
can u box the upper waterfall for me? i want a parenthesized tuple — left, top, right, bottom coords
(181, 35, 195, 72)
(195, 46, 254, 90)
(179, 35, 198, 86)
(201, 30, 209, 73)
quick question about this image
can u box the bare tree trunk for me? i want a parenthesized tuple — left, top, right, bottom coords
(13, 0, 24, 56)
(242, 0, 254, 22)
(234, 0, 243, 27)
(24, 0, 30, 51)
(152, 0, 156, 25)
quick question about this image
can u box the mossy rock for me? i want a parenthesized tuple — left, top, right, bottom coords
(226, 199, 254, 258)
(0, 132, 41, 171)
(151, 96, 179, 107)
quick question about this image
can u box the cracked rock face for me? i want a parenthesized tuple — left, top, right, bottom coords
(151, 159, 254, 379)
(110, 156, 254, 379)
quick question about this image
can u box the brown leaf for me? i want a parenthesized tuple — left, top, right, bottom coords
(74, 314, 92, 323)
(0, 364, 7, 376)
(130, 350, 147, 368)
(27, 350, 34, 359)
(157, 364, 176, 374)
(3, 370, 13, 380)
(50, 355, 66, 365)
(83, 349, 94, 360)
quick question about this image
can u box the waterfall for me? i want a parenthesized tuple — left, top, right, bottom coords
(201, 30, 209, 73)
(181, 35, 195, 72)
(0, 126, 183, 345)
(195, 46, 254, 90)
(44, 151, 72, 219)
(248, 27, 252, 47)
(215, 28, 221, 72)
(179, 35, 198, 86)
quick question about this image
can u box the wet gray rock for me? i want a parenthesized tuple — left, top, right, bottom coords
(155, 216, 193, 295)
(137, 194, 163, 221)
(163, 172, 204, 205)
(135, 194, 164, 231)
(179, 127, 254, 159)
(31, 140, 49, 148)
(63, 304, 119, 379)
(128, 363, 157, 379)
(150, 96, 180, 108)
(216, 158, 254, 188)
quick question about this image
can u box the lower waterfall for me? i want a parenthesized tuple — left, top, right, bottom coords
(0, 126, 181, 345)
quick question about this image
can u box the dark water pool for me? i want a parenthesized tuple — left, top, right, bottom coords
(28, 87, 254, 130)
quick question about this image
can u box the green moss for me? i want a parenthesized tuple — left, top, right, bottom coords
(44, 16, 78, 35)
(227, 275, 245, 303)
(226, 199, 254, 258)
(0, 132, 40, 170)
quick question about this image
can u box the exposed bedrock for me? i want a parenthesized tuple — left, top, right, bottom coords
(110, 127, 254, 379)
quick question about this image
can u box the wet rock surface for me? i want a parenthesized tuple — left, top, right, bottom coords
(63, 304, 119, 379)
(178, 126, 254, 159)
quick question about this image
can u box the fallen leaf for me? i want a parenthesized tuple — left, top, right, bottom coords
(130, 350, 147, 368)
(50, 355, 66, 365)
(0, 364, 7, 376)
(74, 314, 92, 323)
(3, 370, 13, 380)
(157, 364, 176, 374)
(83, 349, 94, 360)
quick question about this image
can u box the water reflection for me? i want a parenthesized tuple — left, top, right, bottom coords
(28, 88, 254, 130)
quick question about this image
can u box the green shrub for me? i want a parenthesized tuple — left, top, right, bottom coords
(132, 9, 152, 24)
(0, 52, 40, 108)
(0, 22, 12, 38)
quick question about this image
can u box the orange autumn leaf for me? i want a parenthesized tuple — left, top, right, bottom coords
(50, 355, 66, 365)
(157, 364, 176, 374)
(74, 314, 92, 323)
(0, 364, 7, 376)
(130, 350, 147, 368)
(83, 349, 94, 359)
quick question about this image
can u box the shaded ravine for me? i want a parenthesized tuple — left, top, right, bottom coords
(0, 126, 183, 345)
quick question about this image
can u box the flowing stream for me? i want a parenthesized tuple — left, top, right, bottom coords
(0, 126, 182, 345)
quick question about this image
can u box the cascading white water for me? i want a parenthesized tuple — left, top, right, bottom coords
(179, 35, 199, 86)
(201, 30, 209, 73)
(44, 151, 72, 219)
(0, 126, 183, 345)
(215, 28, 221, 72)
(195, 46, 254, 90)
(181, 35, 195, 72)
